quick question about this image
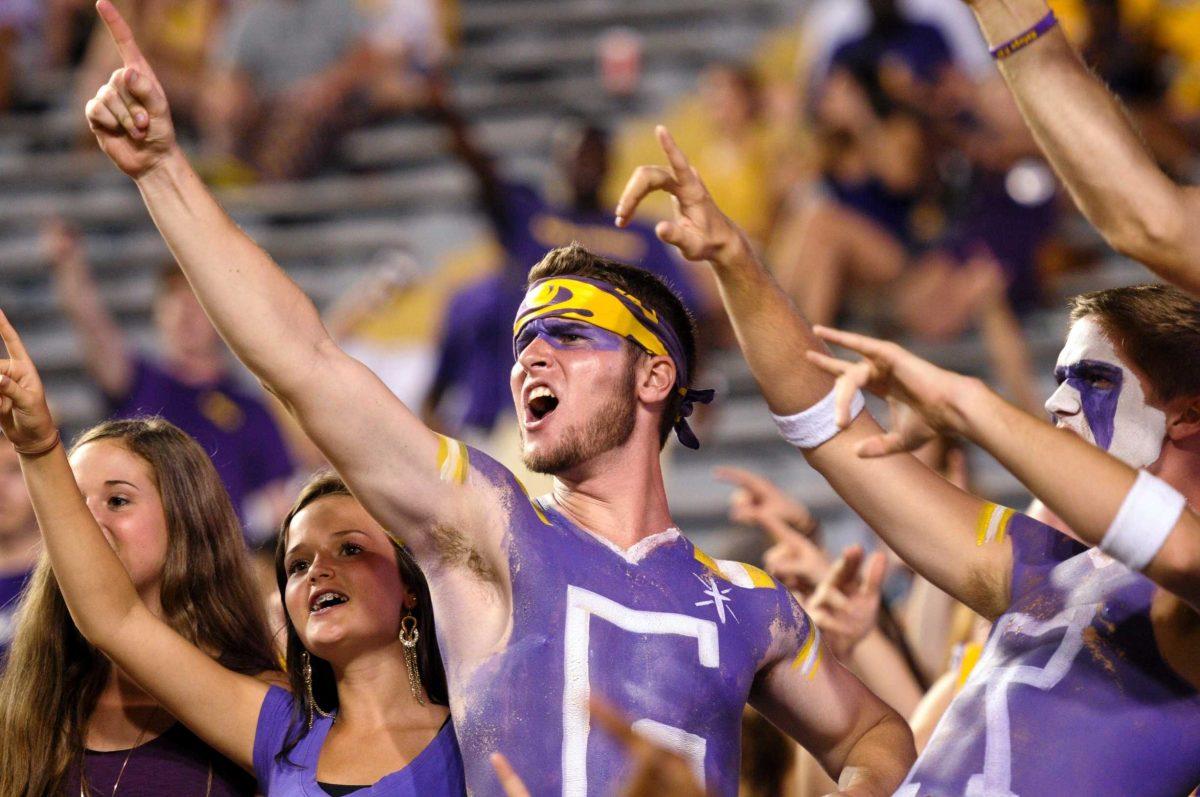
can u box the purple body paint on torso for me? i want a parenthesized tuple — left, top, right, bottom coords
(900, 512, 1200, 797)
(447, 448, 810, 796)
(253, 687, 466, 796)
(64, 722, 256, 797)
(1055, 359, 1123, 452)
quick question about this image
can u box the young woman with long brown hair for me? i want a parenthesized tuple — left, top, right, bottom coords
(0, 311, 465, 795)
(0, 416, 279, 795)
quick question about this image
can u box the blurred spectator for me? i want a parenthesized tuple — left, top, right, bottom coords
(1, 0, 92, 113)
(356, 0, 450, 115)
(0, 436, 39, 661)
(422, 101, 708, 445)
(73, 0, 227, 135)
(42, 220, 295, 544)
(1078, 0, 1195, 179)
(201, 0, 376, 181)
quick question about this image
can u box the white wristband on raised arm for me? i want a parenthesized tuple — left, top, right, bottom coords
(1100, 470, 1186, 571)
(772, 386, 865, 450)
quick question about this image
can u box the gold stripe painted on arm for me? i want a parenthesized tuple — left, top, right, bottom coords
(994, 507, 1014, 544)
(975, 503, 997, 546)
(694, 548, 724, 580)
(743, 563, 776, 589)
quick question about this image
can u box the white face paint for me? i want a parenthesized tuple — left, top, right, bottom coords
(1044, 317, 1167, 469)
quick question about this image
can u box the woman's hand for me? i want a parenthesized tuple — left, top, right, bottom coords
(0, 310, 59, 455)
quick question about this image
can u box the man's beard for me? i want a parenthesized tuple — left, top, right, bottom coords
(521, 361, 638, 474)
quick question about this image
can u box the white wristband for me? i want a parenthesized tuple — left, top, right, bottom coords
(1100, 470, 1186, 571)
(772, 387, 865, 449)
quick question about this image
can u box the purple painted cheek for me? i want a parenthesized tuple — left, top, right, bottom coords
(1072, 379, 1120, 452)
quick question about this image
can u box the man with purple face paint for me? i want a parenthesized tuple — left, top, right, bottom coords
(80, 6, 915, 795)
(616, 122, 1200, 793)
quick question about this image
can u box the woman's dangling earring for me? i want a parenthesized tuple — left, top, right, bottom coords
(301, 650, 334, 729)
(399, 614, 426, 706)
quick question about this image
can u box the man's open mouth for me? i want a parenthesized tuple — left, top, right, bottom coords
(528, 386, 559, 420)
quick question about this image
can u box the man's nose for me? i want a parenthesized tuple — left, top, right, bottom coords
(1044, 382, 1081, 418)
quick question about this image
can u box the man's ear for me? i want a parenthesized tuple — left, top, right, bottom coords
(1165, 396, 1200, 443)
(637, 355, 677, 405)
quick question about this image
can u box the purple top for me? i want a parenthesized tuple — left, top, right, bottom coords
(899, 511, 1200, 796)
(64, 722, 256, 797)
(451, 447, 814, 795)
(430, 181, 699, 436)
(253, 686, 465, 796)
(108, 357, 294, 526)
(0, 566, 32, 660)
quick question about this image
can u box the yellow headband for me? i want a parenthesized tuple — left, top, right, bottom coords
(512, 277, 668, 358)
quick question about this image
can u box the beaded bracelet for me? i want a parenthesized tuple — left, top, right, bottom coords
(990, 10, 1058, 61)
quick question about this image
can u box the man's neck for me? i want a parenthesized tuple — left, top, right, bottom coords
(549, 439, 674, 551)
(1152, 440, 1200, 509)
(0, 525, 40, 576)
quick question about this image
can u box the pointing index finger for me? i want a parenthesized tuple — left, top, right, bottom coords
(0, 309, 30, 362)
(97, 0, 149, 69)
(655, 125, 694, 184)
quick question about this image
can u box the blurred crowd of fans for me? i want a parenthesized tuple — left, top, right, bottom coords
(3, 0, 1200, 794)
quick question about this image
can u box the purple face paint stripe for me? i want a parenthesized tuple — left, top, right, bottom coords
(1058, 359, 1124, 452)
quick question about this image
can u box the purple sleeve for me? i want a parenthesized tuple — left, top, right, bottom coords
(1008, 511, 1087, 603)
(252, 686, 295, 790)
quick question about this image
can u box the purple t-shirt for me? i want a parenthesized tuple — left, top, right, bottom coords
(253, 686, 465, 796)
(451, 446, 815, 795)
(64, 722, 256, 797)
(108, 357, 294, 525)
(430, 182, 701, 435)
(0, 566, 32, 661)
(899, 510, 1200, 796)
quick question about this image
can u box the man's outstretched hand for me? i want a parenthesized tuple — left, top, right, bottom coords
(85, 0, 177, 179)
(806, 325, 977, 457)
(615, 125, 751, 266)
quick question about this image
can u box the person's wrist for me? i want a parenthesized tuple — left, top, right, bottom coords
(133, 143, 187, 187)
(969, 0, 1052, 49)
(14, 429, 61, 458)
(946, 375, 992, 440)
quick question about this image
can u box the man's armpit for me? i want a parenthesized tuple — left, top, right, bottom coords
(430, 521, 501, 585)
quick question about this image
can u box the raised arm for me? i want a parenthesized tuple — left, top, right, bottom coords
(969, 0, 1200, 293)
(41, 219, 132, 398)
(616, 128, 1013, 620)
(83, 2, 481, 559)
(0, 311, 267, 771)
(809, 326, 1200, 610)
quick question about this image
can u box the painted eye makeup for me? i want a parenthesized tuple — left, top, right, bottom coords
(1061, 360, 1123, 390)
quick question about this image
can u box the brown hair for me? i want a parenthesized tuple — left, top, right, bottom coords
(0, 417, 279, 796)
(527, 243, 699, 446)
(273, 472, 448, 763)
(1068, 284, 1200, 404)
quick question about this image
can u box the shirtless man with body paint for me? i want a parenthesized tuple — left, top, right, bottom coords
(617, 140, 1200, 793)
(78, 3, 915, 794)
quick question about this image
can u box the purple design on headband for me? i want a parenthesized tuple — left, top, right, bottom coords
(1055, 359, 1123, 451)
(514, 275, 715, 449)
(514, 318, 624, 356)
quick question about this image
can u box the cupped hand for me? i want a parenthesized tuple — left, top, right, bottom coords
(614, 125, 751, 265)
(84, 0, 177, 179)
(807, 545, 887, 660)
(805, 325, 974, 457)
(0, 311, 58, 453)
